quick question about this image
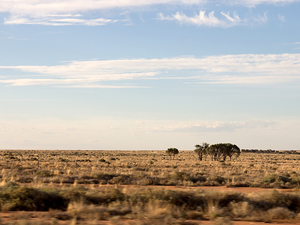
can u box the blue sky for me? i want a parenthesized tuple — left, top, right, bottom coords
(0, 0, 300, 150)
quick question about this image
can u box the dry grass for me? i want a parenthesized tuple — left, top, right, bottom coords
(1, 150, 300, 188)
(0, 149, 300, 224)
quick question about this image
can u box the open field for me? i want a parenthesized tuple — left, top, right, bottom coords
(1, 150, 300, 188)
(0, 150, 300, 224)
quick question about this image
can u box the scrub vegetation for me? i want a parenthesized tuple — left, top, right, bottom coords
(0, 148, 300, 224)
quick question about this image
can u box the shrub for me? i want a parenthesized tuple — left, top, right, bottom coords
(249, 190, 300, 212)
(35, 170, 53, 177)
(262, 174, 291, 184)
(229, 201, 253, 218)
(213, 217, 233, 225)
(0, 183, 68, 211)
(268, 207, 295, 219)
(92, 172, 118, 181)
(110, 175, 133, 185)
(85, 188, 125, 205)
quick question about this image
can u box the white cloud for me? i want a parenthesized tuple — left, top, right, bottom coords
(234, 0, 299, 7)
(158, 11, 241, 27)
(0, 0, 297, 26)
(153, 120, 276, 132)
(0, 0, 205, 15)
(4, 15, 118, 26)
(252, 12, 268, 23)
(0, 72, 158, 87)
(158, 10, 269, 27)
(0, 0, 206, 26)
(0, 0, 296, 16)
(1, 53, 300, 87)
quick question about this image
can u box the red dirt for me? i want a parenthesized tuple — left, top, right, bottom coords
(1, 212, 300, 225)
(94, 184, 300, 194)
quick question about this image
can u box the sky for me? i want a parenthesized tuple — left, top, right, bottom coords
(0, 0, 300, 150)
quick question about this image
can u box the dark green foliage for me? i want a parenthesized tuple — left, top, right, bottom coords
(194, 143, 210, 161)
(0, 182, 68, 211)
(129, 188, 205, 210)
(166, 148, 179, 160)
(195, 143, 240, 162)
(208, 143, 240, 161)
(262, 174, 292, 184)
(250, 190, 300, 212)
(61, 186, 125, 205)
(60, 186, 87, 202)
(85, 188, 125, 205)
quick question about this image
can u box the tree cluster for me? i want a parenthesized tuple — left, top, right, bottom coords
(165, 143, 240, 161)
(194, 143, 240, 161)
(166, 148, 179, 160)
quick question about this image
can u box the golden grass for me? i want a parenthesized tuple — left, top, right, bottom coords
(0, 149, 300, 224)
(0, 150, 300, 188)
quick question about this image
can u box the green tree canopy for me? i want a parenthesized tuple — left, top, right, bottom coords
(194, 143, 240, 161)
(166, 148, 179, 160)
(194, 143, 210, 161)
(208, 143, 240, 161)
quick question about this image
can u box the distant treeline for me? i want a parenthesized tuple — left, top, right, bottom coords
(241, 149, 300, 154)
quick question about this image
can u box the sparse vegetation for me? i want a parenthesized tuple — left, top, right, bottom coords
(0, 149, 299, 224)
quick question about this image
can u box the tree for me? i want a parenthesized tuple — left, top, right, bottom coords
(207, 143, 240, 161)
(166, 148, 179, 160)
(194, 143, 210, 161)
(225, 143, 240, 160)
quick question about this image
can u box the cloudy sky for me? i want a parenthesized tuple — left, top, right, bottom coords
(0, 0, 300, 150)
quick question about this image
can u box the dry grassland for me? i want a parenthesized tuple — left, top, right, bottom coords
(0, 150, 300, 225)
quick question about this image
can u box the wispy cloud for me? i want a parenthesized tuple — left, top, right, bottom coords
(1, 53, 300, 87)
(4, 14, 118, 26)
(252, 12, 268, 23)
(0, 0, 205, 26)
(158, 11, 241, 27)
(231, 0, 299, 7)
(0, 0, 298, 26)
(0, 72, 158, 87)
(158, 11, 269, 27)
(153, 120, 276, 133)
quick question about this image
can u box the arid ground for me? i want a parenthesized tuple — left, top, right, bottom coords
(1, 149, 300, 225)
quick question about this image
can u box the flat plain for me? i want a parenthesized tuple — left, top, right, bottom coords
(0, 149, 300, 225)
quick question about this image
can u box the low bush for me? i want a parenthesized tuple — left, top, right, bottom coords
(0, 182, 68, 211)
(35, 170, 53, 177)
(262, 174, 292, 185)
(267, 207, 295, 219)
(249, 190, 300, 212)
